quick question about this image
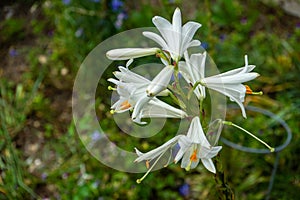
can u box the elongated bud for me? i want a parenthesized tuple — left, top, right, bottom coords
(146, 65, 174, 97)
(106, 47, 160, 60)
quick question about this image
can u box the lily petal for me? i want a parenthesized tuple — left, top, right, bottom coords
(146, 65, 174, 97)
(201, 158, 216, 173)
(106, 47, 160, 60)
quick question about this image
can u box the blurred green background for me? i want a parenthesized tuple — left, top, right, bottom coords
(0, 0, 299, 199)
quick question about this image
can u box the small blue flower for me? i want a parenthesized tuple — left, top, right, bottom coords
(114, 12, 127, 29)
(75, 28, 84, 38)
(91, 130, 102, 142)
(240, 17, 247, 25)
(111, 0, 123, 12)
(62, 173, 68, 179)
(201, 42, 208, 50)
(41, 173, 48, 181)
(296, 22, 300, 29)
(179, 183, 190, 197)
(219, 34, 226, 42)
(62, 0, 71, 5)
(9, 48, 18, 57)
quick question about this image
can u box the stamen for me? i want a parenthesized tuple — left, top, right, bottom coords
(245, 85, 263, 95)
(190, 150, 197, 162)
(136, 149, 167, 184)
(146, 160, 150, 169)
(223, 121, 275, 152)
(108, 86, 116, 91)
(245, 85, 253, 94)
(110, 110, 115, 114)
(120, 100, 131, 110)
(185, 149, 198, 171)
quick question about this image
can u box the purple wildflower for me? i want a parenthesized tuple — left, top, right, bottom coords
(41, 172, 48, 181)
(240, 17, 247, 25)
(9, 48, 18, 57)
(111, 0, 123, 12)
(114, 12, 127, 29)
(91, 130, 102, 142)
(62, 173, 69, 179)
(201, 42, 208, 50)
(179, 183, 190, 197)
(62, 0, 71, 5)
(219, 34, 226, 42)
(75, 28, 84, 38)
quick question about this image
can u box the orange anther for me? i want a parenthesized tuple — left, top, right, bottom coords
(146, 160, 150, 169)
(245, 85, 253, 94)
(190, 150, 197, 162)
(120, 100, 131, 110)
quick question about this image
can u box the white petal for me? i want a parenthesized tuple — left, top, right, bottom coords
(182, 21, 202, 43)
(181, 21, 201, 51)
(219, 65, 256, 77)
(115, 66, 150, 83)
(106, 48, 160, 60)
(146, 65, 174, 97)
(152, 16, 172, 46)
(141, 98, 187, 118)
(132, 95, 151, 122)
(199, 146, 222, 159)
(134, 135, 183, 162)
(143, 31, 168, 50)
(182, 40, 201, 52)
(126, 58, 134, 67)
(202, 83, 247, 117)
(187, 117, 210, 147)
(175, 136, 192, 163)
(190, 157, 200, 169)
(172, 8, 182, 34)
(171, 8, 182, 59)
(180, 147, 194, 169)
(201, 158, 216, 173)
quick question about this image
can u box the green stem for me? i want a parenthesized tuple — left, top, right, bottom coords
(214, 155, 235, 200)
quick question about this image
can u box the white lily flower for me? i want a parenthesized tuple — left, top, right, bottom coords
(106, 47, 160, 60)
(179, 52, 207, 99)
(146, 65, 174, 97)
(132, 97, 187, 124)
(134, 135, 183, 163)
(200, 55, 259, 118)
(134, 135, 183, 183)
(108, 65, 150, 113)
(143, 8, 201, 62)
(174, 116, 222, 173)
(108, 63, 186, 124)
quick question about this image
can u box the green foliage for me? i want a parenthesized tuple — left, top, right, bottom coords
(0, 0, 299, 199)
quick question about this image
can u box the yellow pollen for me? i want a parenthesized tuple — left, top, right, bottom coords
(120, 100, 131, 110)
(190, 150, 197, 162)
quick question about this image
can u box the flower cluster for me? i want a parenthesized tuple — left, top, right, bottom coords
(106, 8, 265, 183)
